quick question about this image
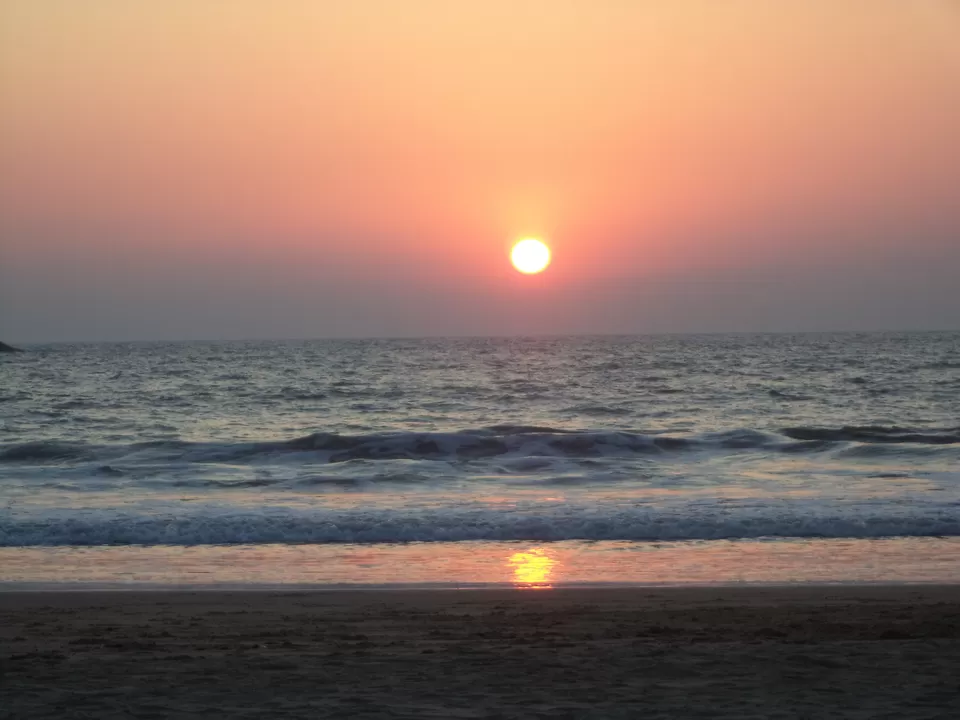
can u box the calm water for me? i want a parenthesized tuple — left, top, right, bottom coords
(2, 333, 958, 558)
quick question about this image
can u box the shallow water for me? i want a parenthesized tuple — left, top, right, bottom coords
(2, 333, 959, 559)
(2, 538, 958, 589)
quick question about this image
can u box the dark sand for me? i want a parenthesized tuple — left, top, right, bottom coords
(3, 586, 960, 718)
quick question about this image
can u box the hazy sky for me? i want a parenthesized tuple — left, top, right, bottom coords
(2, 1, 959, 342)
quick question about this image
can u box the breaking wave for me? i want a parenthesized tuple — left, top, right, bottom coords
(2, 425, 958, 467)
(780, 426, 960, 445)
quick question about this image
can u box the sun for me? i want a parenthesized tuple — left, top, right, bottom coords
(510, 238, 551, 274)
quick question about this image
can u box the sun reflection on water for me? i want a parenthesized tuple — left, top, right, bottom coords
(508, 547, 557, 589)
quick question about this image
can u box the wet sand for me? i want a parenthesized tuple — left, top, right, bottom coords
(3, 585, 960, 718)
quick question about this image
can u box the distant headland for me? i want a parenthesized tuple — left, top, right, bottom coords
(0, 341, 24, 352)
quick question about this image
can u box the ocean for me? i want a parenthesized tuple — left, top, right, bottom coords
(2, 332, 959, 588)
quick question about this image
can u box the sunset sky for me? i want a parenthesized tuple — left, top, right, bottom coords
(2, 1, 959, 341)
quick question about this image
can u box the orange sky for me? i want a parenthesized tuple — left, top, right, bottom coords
(2, 1, 959, 340)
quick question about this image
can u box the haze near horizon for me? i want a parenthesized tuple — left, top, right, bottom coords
(2, 1, 959, 342)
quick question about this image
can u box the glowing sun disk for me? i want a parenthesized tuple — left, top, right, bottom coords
(511, 238, 551, 274)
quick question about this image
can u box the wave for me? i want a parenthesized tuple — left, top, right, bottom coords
(3, 502, 959, 546)
(563, 404, 633, 416)
(768, 389, 812, 401)
(780, 426, 960, 445)
(914, 360, 960, 370)
(2, 424, 958, 467)
(0, 441, 96, 462)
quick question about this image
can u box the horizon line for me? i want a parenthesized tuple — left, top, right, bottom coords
(4, 327, 959, 346)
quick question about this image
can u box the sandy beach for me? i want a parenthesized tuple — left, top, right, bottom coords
(3, 585, 960, 718)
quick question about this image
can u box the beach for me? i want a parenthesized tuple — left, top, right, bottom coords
(4, 585, 960, 718)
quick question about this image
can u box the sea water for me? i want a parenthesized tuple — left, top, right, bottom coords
(2, 332, 959, 587)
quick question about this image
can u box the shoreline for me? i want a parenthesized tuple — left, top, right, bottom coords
(4, 537, 959, 588)
(4, 584, 960, 718)
(5, 582, 960, 602)
(2, 578, 960, 593)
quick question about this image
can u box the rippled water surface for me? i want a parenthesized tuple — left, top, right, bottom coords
(2, 333, 959, 548)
